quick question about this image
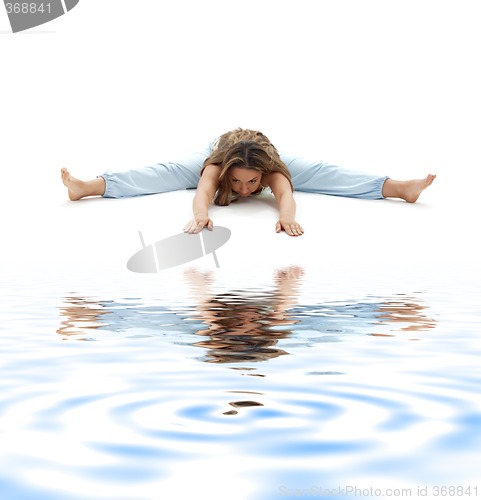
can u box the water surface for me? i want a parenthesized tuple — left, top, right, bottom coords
(1, 267, 480, 500)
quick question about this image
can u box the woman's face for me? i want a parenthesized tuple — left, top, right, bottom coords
(229, 167, 262, 197)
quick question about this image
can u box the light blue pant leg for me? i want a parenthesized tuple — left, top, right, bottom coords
(101, 139, 217, 198)
(280, 152, 388, 200)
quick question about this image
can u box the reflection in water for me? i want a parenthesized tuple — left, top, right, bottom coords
(57, 297, 113, 340)
(182, 267, 304, 363)
(375, 298, 436, 333)
(57, 267, 436, 363)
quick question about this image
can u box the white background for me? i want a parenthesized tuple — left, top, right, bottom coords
(1, 0, 480, 277)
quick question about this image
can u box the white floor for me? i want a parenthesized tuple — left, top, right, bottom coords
(3, 174, 479, 300)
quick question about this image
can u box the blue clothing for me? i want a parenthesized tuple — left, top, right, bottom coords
(101, 137, 387, 200)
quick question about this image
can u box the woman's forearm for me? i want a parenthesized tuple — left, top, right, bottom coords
(184, 188, 216, 233)
(274, 191, 303, 236)
(184, 164, 220, 233)
(192, 191, 212, 218)
(192, 164, 220, 217)
(277, 192, 297, 220)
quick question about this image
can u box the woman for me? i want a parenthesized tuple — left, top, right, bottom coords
(61, 128, 436, 237)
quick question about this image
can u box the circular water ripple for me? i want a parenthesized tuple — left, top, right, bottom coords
(2, 339, 480, 498)
(1, 281, 481, 498)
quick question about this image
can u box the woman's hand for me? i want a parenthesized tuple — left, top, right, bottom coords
(276, 218, 304, 237)
(264, 172, 303, 237)
(183, 217, 214, 234)
(185, 164, 219, 234)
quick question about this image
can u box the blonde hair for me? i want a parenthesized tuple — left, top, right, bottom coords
(202, 128, 293, 206)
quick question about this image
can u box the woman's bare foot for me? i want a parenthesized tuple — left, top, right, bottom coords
(383, 174, 436, 203)
(61, 168, 105, 200)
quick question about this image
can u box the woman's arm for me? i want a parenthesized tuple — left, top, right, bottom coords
(265, 172, 304, 237)
(183, 164, 221, 233)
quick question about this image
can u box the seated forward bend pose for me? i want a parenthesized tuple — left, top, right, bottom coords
(61, 128, 436, 237)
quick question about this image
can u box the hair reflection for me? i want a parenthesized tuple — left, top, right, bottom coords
(182, 266, 304, 363)
(57, 268, 436, 363)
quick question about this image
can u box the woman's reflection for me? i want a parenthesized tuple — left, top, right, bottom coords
(57, 268, 436, 363)
(182, 266, 304, 363)
(57, 296, 112, 339)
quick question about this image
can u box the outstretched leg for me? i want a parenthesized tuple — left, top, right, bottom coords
(280, 153, 387, 199)
(280, 152, 435, 202)
(382, 175, 436, 203)
(60, 137, 218, 200)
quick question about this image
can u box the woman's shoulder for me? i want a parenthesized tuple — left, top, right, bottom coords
(202, 163, 222, 176)
(261, 172, 274, 187)
(262, 171, 291, 189)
